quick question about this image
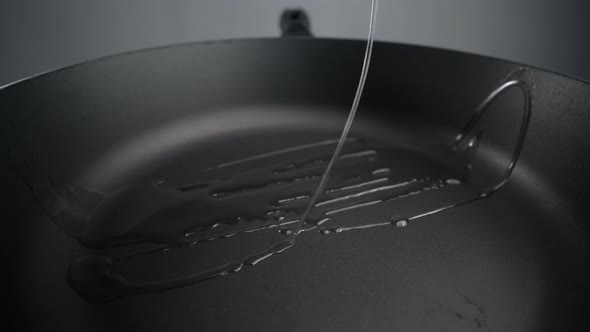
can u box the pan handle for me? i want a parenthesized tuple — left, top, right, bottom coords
(280, 9, 313, 37)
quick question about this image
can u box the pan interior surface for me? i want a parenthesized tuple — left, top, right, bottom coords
(4, 39, 590, 331)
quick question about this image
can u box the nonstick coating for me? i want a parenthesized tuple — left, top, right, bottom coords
(3, 38, 590, 331)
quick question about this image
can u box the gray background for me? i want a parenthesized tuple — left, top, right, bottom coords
(1, 0, 589, 86)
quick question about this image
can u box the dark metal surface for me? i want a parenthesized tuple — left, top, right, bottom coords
(3, 38, 590, 331)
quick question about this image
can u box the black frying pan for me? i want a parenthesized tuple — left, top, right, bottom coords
(3, 10, 590, 332)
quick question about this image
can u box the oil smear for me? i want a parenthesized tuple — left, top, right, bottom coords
(65, 10, 534, 304)
(66, 77, 531, 304)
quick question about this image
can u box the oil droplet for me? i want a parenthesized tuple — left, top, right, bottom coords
(446, 178, 461, 185)
(280, 229, 293, 235)
(395, 219, 408, 228)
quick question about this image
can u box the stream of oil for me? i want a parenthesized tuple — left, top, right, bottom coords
(65, 3, 532, 302)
